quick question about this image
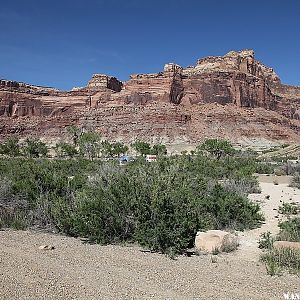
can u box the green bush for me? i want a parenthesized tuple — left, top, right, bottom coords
(259, 231, 275, 250)
(55, 142, 78, 158)
(290, 172, 300, 189)
(131, 141, 152, 156)
(197, 139, 235, 159)
(278, 217, 300, 242)
(151, 144, 167, 155)
(260, 218, 300, 274)
(278, 202, 300, 216)
(101, 141, 128, 157)
(261, 248, 300, 275)
(49, 161, 263, 255)
(78, 131, 101, 159)
(23, 138, 48, 158)
(0, 137, 21, 157)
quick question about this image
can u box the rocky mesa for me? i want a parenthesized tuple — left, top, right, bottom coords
(0, 49, 299, 147)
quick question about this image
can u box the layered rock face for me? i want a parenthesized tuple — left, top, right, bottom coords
(181, 50, 280, 110)
(0, 49, 299, 145)
(121, 63, 183, 105)
(87, 74, 123, 92)
(183, 50, 280, 83)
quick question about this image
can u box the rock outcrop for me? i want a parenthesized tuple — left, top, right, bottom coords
(87, 74, 123, 92)
(0, 49, 299, 145)
(183, 50, 280, 83)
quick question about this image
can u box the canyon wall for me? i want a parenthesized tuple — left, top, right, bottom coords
(0, 50, 299, 145)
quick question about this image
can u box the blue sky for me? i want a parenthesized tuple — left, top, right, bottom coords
(0, 0, 299, 90)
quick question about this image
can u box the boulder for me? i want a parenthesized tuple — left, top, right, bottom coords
(195, 230, 238, 253)
(273, 241, 300, 252)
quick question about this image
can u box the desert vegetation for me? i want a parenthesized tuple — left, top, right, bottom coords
(1, 132, 300, 276)
(260, 202, 300, 275)
(1, 132, 297, 258)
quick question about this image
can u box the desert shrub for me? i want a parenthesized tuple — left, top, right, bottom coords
(0, 175, 30, 229)
(259, 231, 275, 250)
(221, 178, 261, 196)
(278, 202, 300, 216)
(3, 210, 30, 230)
(261, 251, 282, 276)
(221, 235, 239, 253)
(274, 168, 287, 176)
(22, 138, 48, 158)
(254, 162, 274, 174)
(0, 158, 93, 229)
(55, 142, 78, 158)
(0, 137, 21, 157)
(41, 159, 264, 255)
(199, 184, 263, 230)
(278, 217, 300, 242)
(279, 162, 300, 176)
(290, 172, 300, 189)
(261, 248, 300, 275)
(260, 218, 300, 274)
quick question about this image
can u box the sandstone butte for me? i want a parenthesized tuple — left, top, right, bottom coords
(0, 49, 299, 148)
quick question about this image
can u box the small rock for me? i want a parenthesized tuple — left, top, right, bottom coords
(39, 245, 55, 250)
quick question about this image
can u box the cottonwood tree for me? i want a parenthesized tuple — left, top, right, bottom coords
(131, 141, 152, 156)
(151, 144, 167, 156)
(78, 132, 101, 160)
(197, 139, 235, 159)
(0, 137, 21, 157)
(55, 142, 78, 158)
(23, 138, 48, 158)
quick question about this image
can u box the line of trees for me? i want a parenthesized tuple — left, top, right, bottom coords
(0, 127, 241, 161)
(0, 127, 168, 159)
(0, 137, 48, 158)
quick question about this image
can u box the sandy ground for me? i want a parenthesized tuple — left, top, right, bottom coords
(238, 180, 300, 261)
(0, 180, 300, 300)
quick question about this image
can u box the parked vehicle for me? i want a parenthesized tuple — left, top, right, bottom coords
(145, 154, 157, 162)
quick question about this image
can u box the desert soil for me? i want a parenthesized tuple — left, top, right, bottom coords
(0, 178, 299, 300)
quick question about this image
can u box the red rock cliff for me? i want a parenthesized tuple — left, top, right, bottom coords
(0, 50, 299, 145)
